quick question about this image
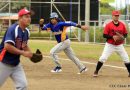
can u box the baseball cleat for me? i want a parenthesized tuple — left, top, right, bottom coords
(77, 67, 87, 74)
(51, 66, 62, 73)
(93, 71, 98, 77)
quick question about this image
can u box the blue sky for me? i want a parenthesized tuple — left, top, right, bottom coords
(109, 0, 130, 9)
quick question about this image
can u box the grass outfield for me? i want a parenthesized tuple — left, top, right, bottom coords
(28, 40, 130, 62)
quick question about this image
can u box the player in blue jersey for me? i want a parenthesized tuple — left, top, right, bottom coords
(39, 12, 89, 74)
(0, 9, 33, 90)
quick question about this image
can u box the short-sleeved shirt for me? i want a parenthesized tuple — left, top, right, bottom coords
(42, 21, 77, 43)
(104, 21, 127, 45)
(0, 23, 30, 66)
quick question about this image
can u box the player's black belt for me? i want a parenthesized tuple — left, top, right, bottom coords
(1, 62, 17, 67)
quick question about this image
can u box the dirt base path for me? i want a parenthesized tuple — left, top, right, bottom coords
(1, 57, 130, 90)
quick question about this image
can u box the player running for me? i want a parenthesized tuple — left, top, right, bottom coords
(39, 12, 89, 74)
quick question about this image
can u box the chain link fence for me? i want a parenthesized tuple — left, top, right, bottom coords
(0, 0, 130, 45)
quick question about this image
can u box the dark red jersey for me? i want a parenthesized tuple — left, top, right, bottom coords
(103, 21, 127, 45)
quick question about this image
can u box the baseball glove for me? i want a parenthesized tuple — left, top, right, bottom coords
(39, 18, 44, 27)
(30, 49, 43, 63)
(113, 32, 124, 42)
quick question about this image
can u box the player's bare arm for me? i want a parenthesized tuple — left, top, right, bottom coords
(76, 24, 89, 31)
(4, 43, 32, 58)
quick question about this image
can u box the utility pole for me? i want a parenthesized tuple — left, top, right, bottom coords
(126, 0, 129, 20)
(85, 0, 90, 42)
(9, 0, 11, 26)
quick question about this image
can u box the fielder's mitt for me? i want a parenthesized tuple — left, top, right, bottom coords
(39, 18, 44, 27)
(113, 32, 124, 43)
(30, 49, 43, 63)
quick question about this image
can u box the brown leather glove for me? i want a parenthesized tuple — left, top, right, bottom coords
(30, 49, 43, 63)
(113, 32, 124, 43)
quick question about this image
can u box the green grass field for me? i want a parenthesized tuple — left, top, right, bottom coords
(28, 40, 130, 62)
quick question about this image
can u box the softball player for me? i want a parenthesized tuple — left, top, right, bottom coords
(93, 10, 130, 77)
(40, 12, 89, 74)
(0, 9, 33, 90)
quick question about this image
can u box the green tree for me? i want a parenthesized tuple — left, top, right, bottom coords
(0, 0, 30, 13)
(100, 2, 115, 15)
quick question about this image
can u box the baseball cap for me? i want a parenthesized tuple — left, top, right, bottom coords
(18, 8, 31, 17)
(112, 10, 120, 16)
(50, 12, 58, 18)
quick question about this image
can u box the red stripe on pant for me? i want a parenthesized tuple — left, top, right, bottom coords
(0, 49, 6, 61)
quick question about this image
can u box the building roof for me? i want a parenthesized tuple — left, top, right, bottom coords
(0, 15, 18, 20)
(0, 13, 18, 20)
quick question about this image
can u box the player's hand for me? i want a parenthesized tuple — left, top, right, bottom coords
(21, 51, 33, 58)
(81, 25, 89, 31)
(39, 18, 44, 27)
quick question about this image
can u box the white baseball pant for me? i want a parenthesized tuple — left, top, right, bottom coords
(99, 42, 130, 63)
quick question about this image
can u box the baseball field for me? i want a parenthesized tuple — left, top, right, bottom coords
(1, 40, 130, 90)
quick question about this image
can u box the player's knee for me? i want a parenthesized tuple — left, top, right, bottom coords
(23, 81, 28, 88)
(99, 59, 106, 63)
(123, 59, 130, 63)
(122, 56, 130, 63)
(16, 86, 27, 90)
(99, 58, 107, 63)
(50, 51, 55, 56)
(99, 56, 108, 62)
(16, 80, 28, 90)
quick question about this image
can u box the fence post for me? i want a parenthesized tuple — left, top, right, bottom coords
(85, 0, 90, 42)
(93, 21, 96, 43)
(78, 21, 82, 41)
